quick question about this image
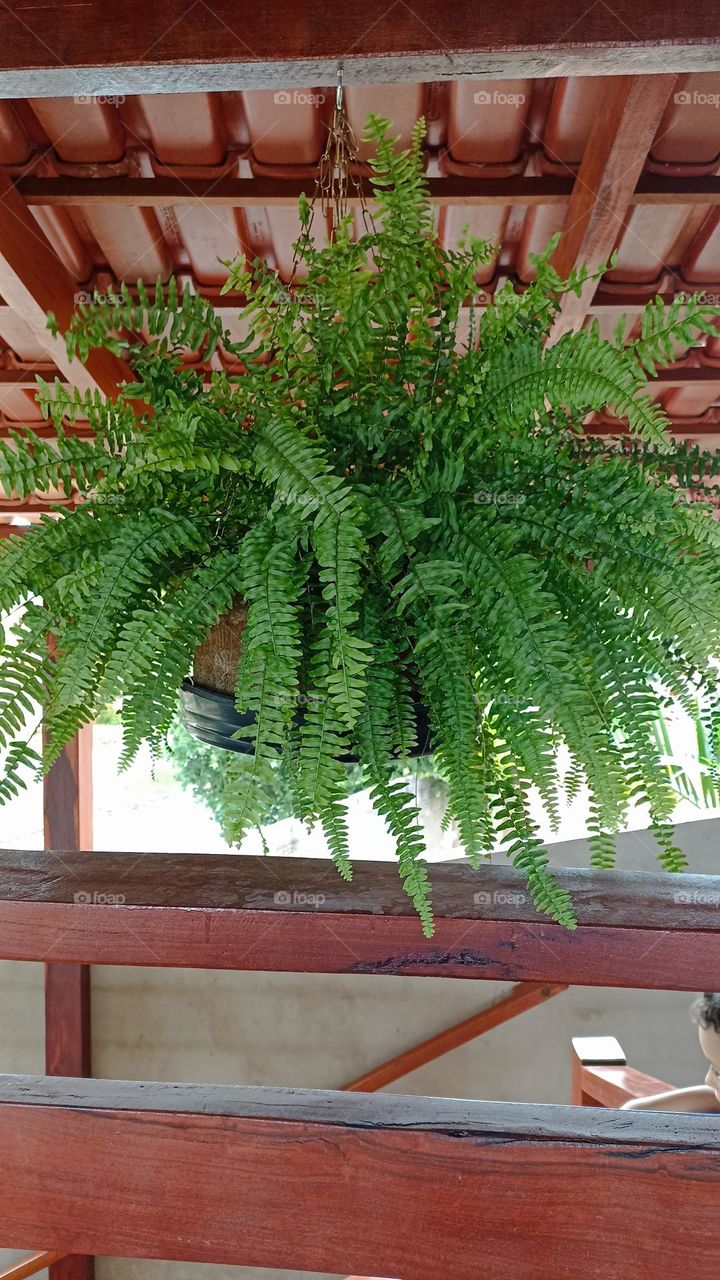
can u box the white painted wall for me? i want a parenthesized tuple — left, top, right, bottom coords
(1, 816, 719, 1280)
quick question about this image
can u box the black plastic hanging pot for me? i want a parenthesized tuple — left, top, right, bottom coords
(179, 601, 433, 760)
(180, 677, 433, 760)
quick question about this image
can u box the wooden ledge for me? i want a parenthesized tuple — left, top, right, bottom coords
(1, 851, 719, 987)
(1, 1074, 719, 1278)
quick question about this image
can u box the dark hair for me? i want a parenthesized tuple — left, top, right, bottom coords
(692, 993, 720, 1033)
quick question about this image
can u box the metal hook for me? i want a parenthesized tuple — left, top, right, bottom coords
(336, 64, 343, 110)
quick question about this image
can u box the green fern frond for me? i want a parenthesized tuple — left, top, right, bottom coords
(0, 116, 716, 931)
(223, 520, 305, 843)
(49, 278, 229, 362)
(357, 598, 433, 933)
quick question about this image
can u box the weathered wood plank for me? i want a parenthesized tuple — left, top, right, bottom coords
(0, 852, 718, 987)
(1, 1075, 719, 1278)
(0, 851, 716, 924)
(0, 2, 717, 97)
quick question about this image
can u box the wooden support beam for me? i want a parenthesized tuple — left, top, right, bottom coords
(42, 728, 94, 1280)
(343, 980, 566, 1092)
(0, 498, 76, 511)
(1, 852, 719, 990)
(550, 75, 677, 337)
(0, 174, 133, 394)
(1, 1075, 719, 1278)
(572, 1037, 674, 1108)
(17, 175, 575, 209)
(0, 2, 716, 97)
(0, 1256, 68, 1280)
(15, 174, 720, 211)
(650, 366, 720, 386)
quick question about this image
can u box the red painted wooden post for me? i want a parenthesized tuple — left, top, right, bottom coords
(43, 725, 94, 1280)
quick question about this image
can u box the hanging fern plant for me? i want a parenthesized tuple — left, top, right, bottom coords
(1, 115, 720, 936)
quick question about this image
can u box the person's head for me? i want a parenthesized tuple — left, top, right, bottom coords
(692, 993, 720, 1100)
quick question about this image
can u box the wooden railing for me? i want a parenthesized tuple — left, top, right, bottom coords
(1, 850, 719, 989)
(572, 1035, 674, 1107)
(2, 851, 720, 1277)
(1, 1075, 719, 1280)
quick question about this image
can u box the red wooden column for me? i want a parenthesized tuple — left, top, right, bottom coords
(43, 724, 94, 1280)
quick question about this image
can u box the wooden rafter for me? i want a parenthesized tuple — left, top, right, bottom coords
(0, 174, 133, 395)
(0, 367, 66, 386)
(2, 362, 716, 397)
(550, 75, 678, 338)
(1, 852, 719, 990)
(1, 1074, 719, 1278)
(0, 1, 716, 96)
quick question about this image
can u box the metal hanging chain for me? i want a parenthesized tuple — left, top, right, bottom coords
(261, 66, 379, 385)
(287, 65, 375, 286)
(318, 67, 374, 238)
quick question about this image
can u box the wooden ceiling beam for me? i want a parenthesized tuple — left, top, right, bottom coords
(15, 174, 720, 210)
(0, 1, 716, 97)
(0, 174, 133, 397)
(0, 497, 75, 511)
(0, 368, 66, 388)
(2, 363, 716, 397)
(550, 75, 678, 339)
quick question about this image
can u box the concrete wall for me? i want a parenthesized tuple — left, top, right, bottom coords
(1, 816, 719, 1280)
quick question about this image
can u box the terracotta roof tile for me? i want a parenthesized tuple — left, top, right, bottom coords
(0, 75, 719, 465)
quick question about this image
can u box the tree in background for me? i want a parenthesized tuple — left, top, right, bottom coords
(165, 714, 447, 835)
